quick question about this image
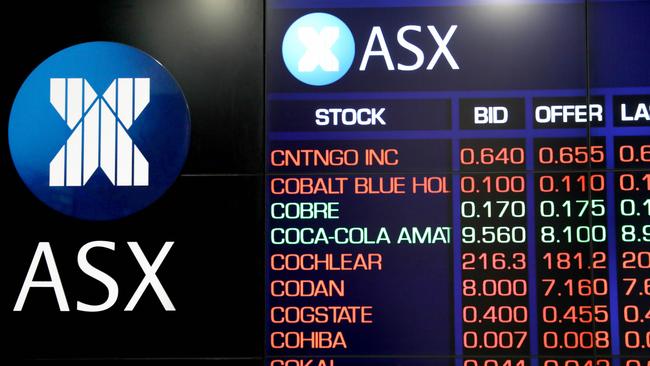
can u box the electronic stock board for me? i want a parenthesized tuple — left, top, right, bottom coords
(266, 1, 650, 366)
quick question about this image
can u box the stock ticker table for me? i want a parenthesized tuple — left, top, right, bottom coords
(265, 1, 650, 366)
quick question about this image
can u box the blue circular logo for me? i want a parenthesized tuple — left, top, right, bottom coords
(8, 42, 191, 221)
(282, 12, 355, 86)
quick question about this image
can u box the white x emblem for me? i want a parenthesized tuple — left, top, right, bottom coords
(49, 78, 150, 187)
(297, 26, 340, 72)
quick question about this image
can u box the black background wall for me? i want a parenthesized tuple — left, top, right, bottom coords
(1, 0, 264, 362)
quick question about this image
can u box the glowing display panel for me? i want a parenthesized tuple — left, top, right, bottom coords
(266, 1, 650, 366)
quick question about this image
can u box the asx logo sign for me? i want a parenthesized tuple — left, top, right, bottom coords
(14, 241, 175, 312)
(283, 12, 356, 86)
(282, 12, 459, 86)
(8, 42, 191, 220)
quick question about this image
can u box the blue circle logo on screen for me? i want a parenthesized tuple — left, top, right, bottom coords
(282, 12, 355, 86)
(8, 42, 191, 221)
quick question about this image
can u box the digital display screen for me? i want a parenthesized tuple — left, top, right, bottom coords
(265, 1, 650, 366)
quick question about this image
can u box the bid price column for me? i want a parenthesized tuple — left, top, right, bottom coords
(459, 98, 530, 365)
